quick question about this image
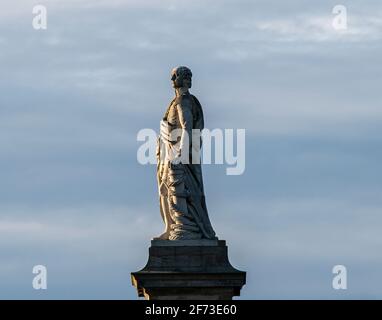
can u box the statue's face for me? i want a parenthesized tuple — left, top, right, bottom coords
(171, 66, 192, 89)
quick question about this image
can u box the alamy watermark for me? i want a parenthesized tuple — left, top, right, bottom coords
(32, 265, 47, 290)
(137, 126, 246, 176)
(332, 265, 347, 290)
(32, 5, 47, 30)
(332, 5, 348, 30)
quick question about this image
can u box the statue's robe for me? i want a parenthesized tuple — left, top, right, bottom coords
(156, 92, 216, 240)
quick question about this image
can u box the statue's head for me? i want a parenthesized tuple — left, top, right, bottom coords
(171, 66, 192, 89)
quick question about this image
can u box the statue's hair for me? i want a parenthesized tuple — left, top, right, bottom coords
(172, 66, 192, 79)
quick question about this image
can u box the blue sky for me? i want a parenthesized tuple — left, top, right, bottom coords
(0, 0, 381, 299)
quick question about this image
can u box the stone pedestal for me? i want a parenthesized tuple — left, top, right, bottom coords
(131, 239, 246, 300)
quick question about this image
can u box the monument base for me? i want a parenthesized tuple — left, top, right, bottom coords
(131, 239, 246, 300)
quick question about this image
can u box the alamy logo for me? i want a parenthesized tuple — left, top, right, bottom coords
(332, 265, 347, 290)
(137, 127, 246, 175)
(32, 5, 47, 30)
(332, 5, 347, 30)
(32, 265, 47, 290)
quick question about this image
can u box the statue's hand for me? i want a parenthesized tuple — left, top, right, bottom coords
(171, 154, 182, 165)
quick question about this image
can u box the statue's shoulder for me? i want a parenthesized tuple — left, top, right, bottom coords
(190, 94, 204, 129)
(175, 93, 193, 110)
(190, 94, 202, 108)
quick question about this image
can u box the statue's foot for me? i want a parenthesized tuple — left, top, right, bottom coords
(169, 230, 202, 240)
(153, 232, 171, 240)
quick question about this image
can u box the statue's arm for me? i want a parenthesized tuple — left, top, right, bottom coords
(176, 99, 193, 160)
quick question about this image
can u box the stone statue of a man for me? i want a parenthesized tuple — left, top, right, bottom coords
(155, 66, 216, 240)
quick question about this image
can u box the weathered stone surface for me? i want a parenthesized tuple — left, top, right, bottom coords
(131, 240, 246, 300)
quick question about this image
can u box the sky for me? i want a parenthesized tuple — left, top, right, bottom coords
(0, 0, 381, 299)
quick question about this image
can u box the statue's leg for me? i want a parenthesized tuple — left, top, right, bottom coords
(168, 164, 201, 240)
(154, 164, 174, 240)
(154, 195, 173, 240)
